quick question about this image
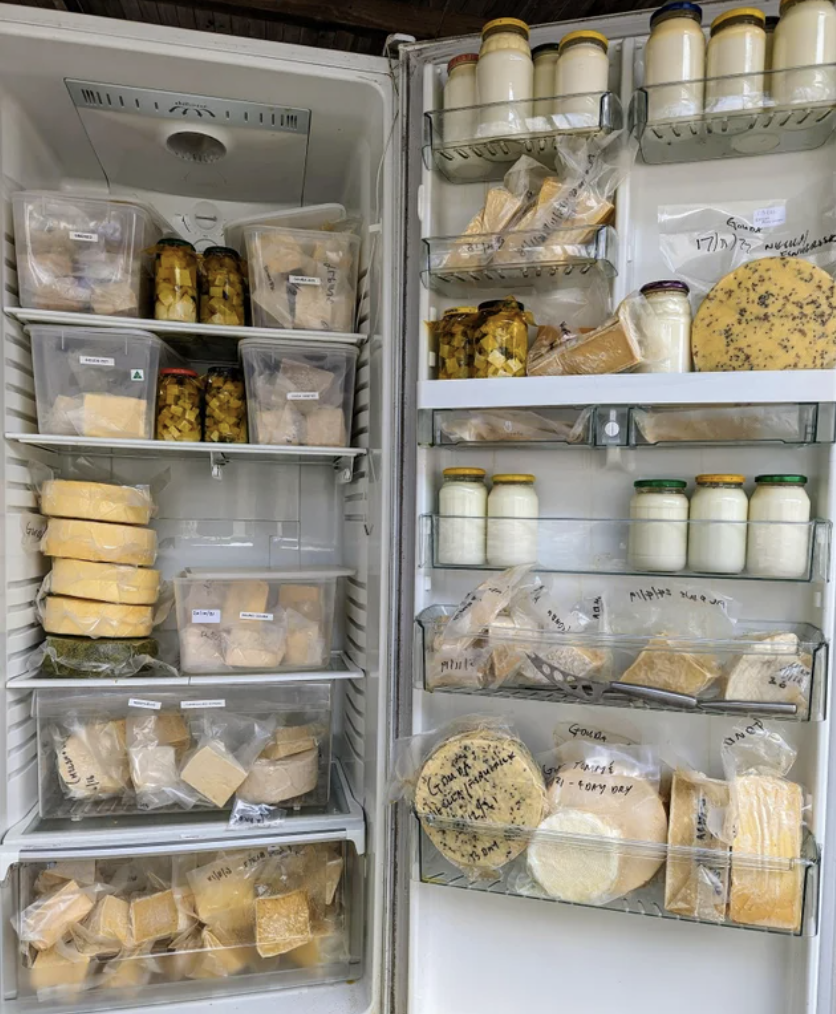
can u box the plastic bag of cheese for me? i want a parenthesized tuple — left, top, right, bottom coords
(424, 610, 493, 690)
(49, 715, 132, 804)
(126, 711, 200, 812)
(28, 459, 167, 523)
(441, 565, 533, 645)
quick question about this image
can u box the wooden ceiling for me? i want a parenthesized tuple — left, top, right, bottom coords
(5, 0, 659, 54)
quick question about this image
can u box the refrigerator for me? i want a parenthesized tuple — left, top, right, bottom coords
(0, 3, 832, 1014)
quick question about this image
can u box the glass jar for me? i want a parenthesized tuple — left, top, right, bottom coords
(154, 237, 198, 323)
(705, 8, 767, 113)
(532, 43, 561, 123)
(435, 306, 479, 380)
(204, 366, 247, 444)
(477, 18, 534, 137)
(471, 298, 530, 378)
(747, 474, 811, 578)
(687, 474, 748, 574)
(487, 474, 539, 566)
(772, 0, 836, 105)
(555, 31, 610, 126)
(444, 53, 479, 144)
(644, 2, 706, 122)
(628, 479, 689, 572)
(765, 16, 780, 97)
(438, 467, 488, 566)
(156, 368, 202, 442)
(200, 246, 245, 326)
(638, 280, 692, 373)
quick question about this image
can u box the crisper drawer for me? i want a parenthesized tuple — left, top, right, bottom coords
(1, 837, 362, 1013)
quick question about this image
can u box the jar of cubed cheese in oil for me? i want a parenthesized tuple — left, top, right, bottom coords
(747, 474, 811, 578)
(204, 365, 247, 443)
(436, 306, 478, 379)
(471, 298, 530, 378)
(154, 237, 198, 323)
(687, 474, 748, 574)
(157, 368, 202, 442)
(628, 479, 689, 572)
(200, 246, 246, 326)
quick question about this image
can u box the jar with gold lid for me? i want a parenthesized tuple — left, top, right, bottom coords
(477, 18, 534, 135)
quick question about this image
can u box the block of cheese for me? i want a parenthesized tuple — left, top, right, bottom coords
(187, 856, 256, 923)
(223, 580, 270, 618)
(730, 774, 804, 931)
(237, 748, 319, 804)
(527, 307, 642, 377)
(284, 609, 325, 667)
(44, 596, 154, 638)
(255, 890, 312, 957)
(415, 730, 546, 872)
(41, 480, 153, 526)
(55, 725, 129, 799)
(100, 954, 153, 990)
(278, 584, 322, 621)
(692, 257, 836, 372)
(21, 880, 96, 950)
(34, 860, 97, 894)
(50, 559, 160, 606)
(82, 895, 131, 948)
(620, 640, 721, 696)
(665, 771, 730, 921)
(128, 712, 190, 748)
(29, 944, 91, 993)
(172, 886, 198, 935)
(724, 633, 811, 709)
(223, 625, 285, 669)
(257, 405, 305, 445)
(199, 928, 253, 977)
(42, 517, 157, 566)
(130, 890, 179, 944)
(129, 745, 177, 792)
(180, 741, 247, 807)
(205, 904, 254, 940)
(179, 626, 225, 672)
(261, 725, 319, 760)
(305, 407, 347, 447)
(81, 392, 148, 439)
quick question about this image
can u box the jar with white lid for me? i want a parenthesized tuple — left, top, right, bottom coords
(644, 2, 706, 123)
(772, 0, 836, 106)
(746, 474, 811, 578)
(532, 43, 561, 124)
(487, 474, 539, 567)
(688, 475, 748, 574)
(477, 18, 534, 137)
(438, 468, 488, 566)
(705, 8, 767, 113)
(638, 280, 692, 373)
(555, 31, 610, 126)
(443, 54, 480, 144)
(628, 479, 689, 572)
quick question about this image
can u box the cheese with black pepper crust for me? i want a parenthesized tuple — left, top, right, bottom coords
(692, 257, 836, 371)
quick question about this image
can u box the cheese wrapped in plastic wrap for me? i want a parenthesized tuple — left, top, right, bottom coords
(18, 880, 97, 951)
(723, 632, 812, 710)
(40, 479, 154, 526)
(48, 559, 160, 606)
(424, 611, 492, 690)
(43, 596, 155, 639)
(41, 517, 157, 566)
(50, 716, 130, 801)
(620, 637, 721, 696)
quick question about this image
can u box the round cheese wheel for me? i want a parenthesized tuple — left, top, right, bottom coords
(692, 257, 836, 372)
(41, 480, 153, 526)
(43, 596, 154, 638)
(237, 748, 319, 804)
(414, 730, 546, 872)
(528, 810, 622, 903)
(42, 518, 157, 567)
(50, 559, 160, 606)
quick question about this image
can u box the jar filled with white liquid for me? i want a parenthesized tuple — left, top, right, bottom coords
(438, 467, 487, 566)
(688, 474, 748, 574)
(555, 30, 610, 126)
(747, 474, 811, 578)
(639, 280, 692, 373)
(443, 53, 479, 143)
(628, 479, 689, 572)
(644, 2, 706, 123)
(477, 18, 534, 136)
(772, 0, 836, 106)
(532, 43, 561, 124)
(705, 7, 767, 113)
(487, 474, 539, 567)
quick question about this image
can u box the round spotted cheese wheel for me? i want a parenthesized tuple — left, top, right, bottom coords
(415, 730, 546, 873)
(692, 257, 836, 371)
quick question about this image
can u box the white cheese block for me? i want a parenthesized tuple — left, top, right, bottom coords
(179, 626, 225, 672)
(180, 741, 248, 807)
(223, 625, 285, 669)
(129, 745, 178, 792)
(237, 748, 319, 804)
(724, 633, 811, 708)
(41, 479, 153, 526)
(50, 559, 160, 606)
(44, 596, 154, 638)
(42, 517, 157, 566)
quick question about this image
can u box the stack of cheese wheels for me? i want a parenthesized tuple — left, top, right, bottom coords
(39, 480, 160, 640)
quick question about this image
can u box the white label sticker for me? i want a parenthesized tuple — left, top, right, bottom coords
(70, 230, 98, 243)
(289, 275, 321, 286)
(192, 609, 221, 624)
(287, 391, 319, 401)
(240, 611, 274, 621)
(129, 698, 161, 710)
(130, 369, 145, 381)
(182, 699, 226, 709)
(753, 206, 787, 228)
(79, 355, 115, 367)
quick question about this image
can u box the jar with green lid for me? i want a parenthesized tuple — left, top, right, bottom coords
(157, 368, 202, 442)
(434, 306, 478, 379)
(747, 474, 811, 578)
(471, 298, 531, 378)
(204, 365, 247, 443)
(628, 478, 689, 572)
(154, 237, 198, 322)
(200, 246, 246, 326)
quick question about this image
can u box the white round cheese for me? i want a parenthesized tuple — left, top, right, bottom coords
(237, 748, 319, 804)
(528, 810, 622, 903)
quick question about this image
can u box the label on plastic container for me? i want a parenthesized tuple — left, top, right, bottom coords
(289, 275, 321, 286)
(79, 356, 115, 367)
(192, 609, 221, 624)
(69, 230, 98, 243)
(287, 392, 319, 401)
(182, 699, 226, 709)
(240, 611, 274, 621)
(129, 698, 162, 710)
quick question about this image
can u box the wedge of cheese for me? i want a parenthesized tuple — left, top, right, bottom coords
(237, 749, 319, 804)
(278, 584, 322, 621)
(42, 517, 157, 566)
(261, 725, 319, 760)
(50, 559, 160, 606)
(44, 596, 154, 639)
(21, 880, 95, 951)
(199, 928, 253, 977)
(41, 479, 153, 526)
(223, 580, 270, 618)
(620, 639, 721, 696)
(724, 633, 811, 709)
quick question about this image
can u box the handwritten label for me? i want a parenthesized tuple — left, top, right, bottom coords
(240, 611, 273, 621)
(70, 230, 98, 243)
(20, 512, 47, 549)
(129, 698, 161, 710)
(722, 717, 765, 749)
(754, 206, 786, 229)
(181, 699, 226, 709)
(287, 392, 319, 401)
(192, 609, 221, 624)
(79, 355, 115, 367)
(289, 275, 321, 286)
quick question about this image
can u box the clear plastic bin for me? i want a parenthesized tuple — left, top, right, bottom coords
(173, 567, 352, 673)
(12, 191, 161, 316)
(36, 684, 333, 818)
(239, 340, 358, 448)
(31, 326, 182, 440)
(243, 225, 360, 332)
(9, 839, 354, 1003)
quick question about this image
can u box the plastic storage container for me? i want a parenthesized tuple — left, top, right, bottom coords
(12, 191, 160, 316)
(31, 326, 181, 440)
(243, 226, 360, 332)
(36, 684, 333, 818)
(173, 567, 353, 673)
(240, 340, 358, 448)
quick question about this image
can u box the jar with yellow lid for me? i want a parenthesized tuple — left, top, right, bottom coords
(444, 53, 480, 145)
(705, 8, 767, 113)
(477, 18, 534, 136)
(157, 368, 202, 442)
(438, 467, 487, 565)
(488, 473, 539, 566)
(555, 30, 610, 126)
(772, 0, 836, 106)
(688, 474, 749, 574)
(153, 237, 198, 322)
(471, 298, 531, 379)
(433, 306, 479, 380)
(200, 246, 245, 326)
(644, 3, 706, 123)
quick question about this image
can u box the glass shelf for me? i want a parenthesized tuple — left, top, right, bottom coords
(423, 92, 623, 184)
(415, 815, 819, 937)
(630, 65, 836, 164)
(419, 515, 832, 583)
(416, 606, 826, 721)
(421, 225, 616, 296)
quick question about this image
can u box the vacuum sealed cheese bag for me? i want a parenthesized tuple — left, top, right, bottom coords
(441, 566, 533, 644)
(50, 715, 131, 804)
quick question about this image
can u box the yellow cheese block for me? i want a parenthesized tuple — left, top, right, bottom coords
(41, 479, 153, 526)
(44, 596, 154, 638)
(82, 895, 131, 948)
(255, 890, 312, 957)
(130, 890, 179, 944)
(180, 741, 247, 807)
(82, 392, 149, 439)
(21, 880, 95, 951)
(50, 559, 160, 606)
(29, 944, 91, 993)
(692, 257, 836, 372)
(42, 517, 157, 566)
(187, 855, 256, 923)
